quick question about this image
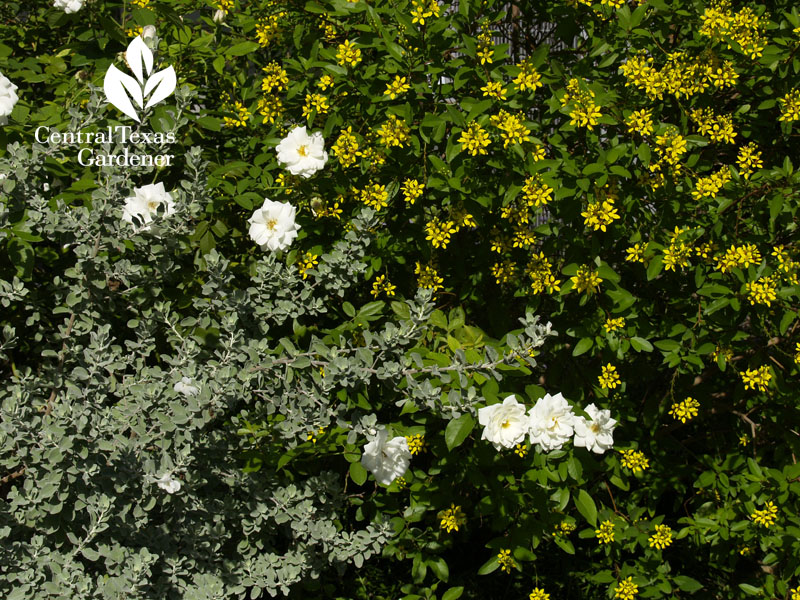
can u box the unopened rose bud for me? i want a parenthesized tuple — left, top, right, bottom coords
(142, 25, 158, 48)
(213, 9, 225, 23)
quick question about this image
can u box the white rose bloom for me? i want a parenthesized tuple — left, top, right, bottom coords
(572, 403, 617, 454)
(155, 473, 181, 494)
(173, 376, 200, 397)
(248, 197, 300, 251)
(527, 392, 576, 452)
(275, 126, 328, 178)
(122, 182, 176, 232)
(53, 0, 84, 14)
(360, 429, 411, 486)
(0, 72, 19, 126)
(478, 395, 528, 450)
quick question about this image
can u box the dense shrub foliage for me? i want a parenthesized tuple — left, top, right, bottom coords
(1, 0, 800, 598)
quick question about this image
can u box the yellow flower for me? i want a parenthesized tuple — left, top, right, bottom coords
(410, 0, 440, 25)
(750, 501, 779, 527)
(261, 63, 289, 94)
(223, 101, 250, 128)
(714, 243, 762, 273)
(669, 397, 700, 423)
(620, 449, 650, 472)
(514, 443, 528, 457)
(522, 174, 553, 206)
(604, 317, 625, 333)
(740, 365, 771, 391)
(426, 218, 458, 249)
(332, 126, 360, 168)
(790, 585, 800, 600)
(625, 243, 646, 263)
(614, 577, 639, 600)
(736, 142, 764, 179)
(496, 549, 516, 573)
(302, 93, 329, 118)
(297, 252, 319, 280)
(401, 178, 424, 204)
(317, 74, 334, 90)
(627, 109, 654, 136)
(582, 199, 621, 232)
(595, 520, 615, 544)
(648, 524, 673, 549)
(358, 183, 389, 210)
(490, 110, 531, 147)
(257, 96, 283, 125)
(438, 504, 466, 533)
(745, 276, 777, 306)
(131, 0, 150, 7)
(458, 122, 491, 156)
(598, 363, 621, 389)
(571, 265, 602, 295)
(376, 114, 411, 148)
(415, 262, 444, 292)
(336, 40, 362, 67)
(255, 14, 285, 47)
(481, 81, 508, 101)
(384, 75, 411, 100)
(779, 90, 800, 122)
(529, 588, 550, 600)
(370, 274, 396, 298)
(405, 434, 426, 454)
(514, 58, 543, 93)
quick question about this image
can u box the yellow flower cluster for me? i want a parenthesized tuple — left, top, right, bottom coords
(595, 520, 615, 544)
(691, 167, 732, 201)
(410, 0, 440, 25)
(514, 443, 528, 457)
(514, 58, 543, 92)
(458, 122, 491, 156)
(791, 586, 800, 600)
(620, 449, 650, 472)
(481, 80, 507, 101)
(496, 549, 516, 573)
(131, 0, 150, 6)
(425, 217, 458, 249)
(297, 252, 319, 280)
(377, 114, 411, 148)
(332, 126, 360, 168)
(772, 245, 800, 285)
(582, 198, 621, 232)
(625, 243, 646, 263)
(571, 265, 602, 295)
(384, 75, 411, 100)
(689, 108, 737, 144)
(307, 426, 325, 443)
(626, 108, 654, 136)
(512, 225, 535, 248)
(336, 40, 362, 67)
(604, 317, 625, 333)
(401, 178, 424, 204)
(317, 74, 334, 91)
(561, 78, 602, 129)
(736, 143, 764, 179)
(714, 243, 761, 273)
(614, 577, 639, 600)
(415, 262, 444, 292)
(476, 26, 494, 65)
(663, 230, 692, 272)
(554, 521, 576, 537)
(620, 52, 734, 100)
(357, 182, 389, 210)
(740, 365, 771, 391)
(302, 93, 329, 119)
(405, 434, 426, 454)
(526, 253, 561, 295)
(598, 363, 621, 389)
(750, 501, 779, 527)
(529, 588, 550, 600)
(522, 174, 554, 208)
(491, 259, 517, 285)
(700, 1, 768, 60)
(669, 397, 700, 423)
(745, 276, 777, 306)
(650, 127, 687, 174)
(438, 504, 466, 533)
(312, 197, 343, 219)
(223, 100, 250, 128)
(126, 26, 144, 38)
(370, 274, 396, 298)
(255, 13, 285, 47)
(257, 96, 283, 125)
(215, 0, 233, 13)
(490, 110, 531, 148)
(779, 89, 800, 122)
(261, 62, 289, 94)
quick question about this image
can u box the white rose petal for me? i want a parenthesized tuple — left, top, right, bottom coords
(155, 473, 181, 494)
(572, 403, 617, 454)
(360, 428, 411, 486)
(53, 0, 84, 14)
(173, 376, 200, 397)
(275, 126, 328, 179)
(248, 197, 300, 251)
(478, 395, 528, 450)
(0, 72, 19, 126)
(122, 182, 176, 232)
(527, 392, 576, 452)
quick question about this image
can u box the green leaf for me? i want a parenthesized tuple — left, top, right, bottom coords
(477, 555, 500, 575)
(445, 413, 475, 451)
(738, 584, 761, 596)
(226, 41, 261, 57)
(442, 587, 464, 600)
(349, 461, 367, 486)
(572, 337, 593, 356)
(673, 576, 703, 592)
(630, 337, 653, 352)
(574, 489, 597, 526)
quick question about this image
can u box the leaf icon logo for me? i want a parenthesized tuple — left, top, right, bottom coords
(103, 36, 176, 123)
